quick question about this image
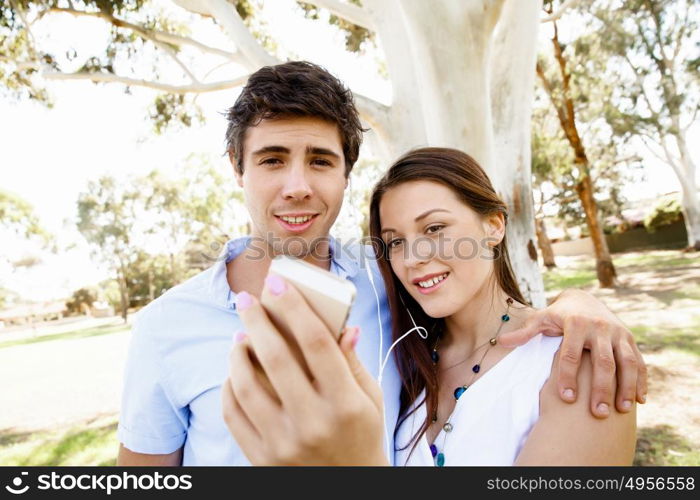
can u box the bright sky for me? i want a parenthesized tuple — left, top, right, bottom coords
(0, 0, 695, 303)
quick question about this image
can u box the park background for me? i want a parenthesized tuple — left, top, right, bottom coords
(1, 0, 698, 466)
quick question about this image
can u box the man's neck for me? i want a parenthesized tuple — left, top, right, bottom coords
(226, 235, 333, 297)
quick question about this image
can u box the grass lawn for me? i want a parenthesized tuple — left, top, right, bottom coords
(543, 249, 700, 466)
(0, 322, 129, 350)
(542, 250, 700, 291)
(0, 415, 118, 466)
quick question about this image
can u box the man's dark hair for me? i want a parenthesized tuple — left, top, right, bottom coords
(225, 61, 364, 177)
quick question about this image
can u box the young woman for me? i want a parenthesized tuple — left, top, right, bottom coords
(368, 147, 637, 466)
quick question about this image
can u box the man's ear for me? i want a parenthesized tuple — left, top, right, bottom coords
(484, 212, 506, 246)
(229, 151, 244, 188)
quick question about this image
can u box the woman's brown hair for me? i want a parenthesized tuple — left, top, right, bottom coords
(368, 147, 528, 454)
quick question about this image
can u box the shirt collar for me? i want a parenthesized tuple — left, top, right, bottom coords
(208, 234, 359, 309)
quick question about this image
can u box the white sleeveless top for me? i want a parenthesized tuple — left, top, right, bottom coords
(394, 334, 562, 466)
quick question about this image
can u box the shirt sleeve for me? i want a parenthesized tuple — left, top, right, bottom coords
(117, 313, 190, 454)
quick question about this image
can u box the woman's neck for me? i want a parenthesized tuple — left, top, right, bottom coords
(441, 282, 522, 355)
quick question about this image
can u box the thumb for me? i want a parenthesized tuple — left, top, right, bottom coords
(339, 326, 384, 411)
(498, 312, 543, 347)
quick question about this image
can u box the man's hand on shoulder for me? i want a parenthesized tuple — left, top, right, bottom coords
(499, 288, 647, 418)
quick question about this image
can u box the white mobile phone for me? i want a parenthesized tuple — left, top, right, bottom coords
(263, 254, 356, 339)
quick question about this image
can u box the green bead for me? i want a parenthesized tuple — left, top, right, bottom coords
(436, 453, 445, 467)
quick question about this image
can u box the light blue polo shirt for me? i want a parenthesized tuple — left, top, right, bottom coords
(117, 235, 401, 465)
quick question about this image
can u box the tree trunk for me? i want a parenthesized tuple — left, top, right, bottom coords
(538, 22, 617, 288)
(363, 0, 545, 305)
(674, 130, 700, 251)
(148, 268, 155, 302)
(679, 178, 700, 251)
(576, 171, 616, 287)
(117, 261, 129, 323)
(535, 217, 557, 268)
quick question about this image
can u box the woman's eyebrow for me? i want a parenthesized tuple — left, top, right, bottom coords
(414, 208, 451, 222)
(381, 208, 451, 234)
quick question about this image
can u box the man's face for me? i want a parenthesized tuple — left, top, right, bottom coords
(234, 115, 348, 259)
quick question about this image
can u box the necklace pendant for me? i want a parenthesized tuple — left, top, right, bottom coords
(430, 444, 438, 458)
(472, 364, 481, 373)
(453, 385, 468, 400)
(436, 452, 445, 467)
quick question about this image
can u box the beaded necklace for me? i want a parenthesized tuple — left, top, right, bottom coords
(428, 297, 513, 467)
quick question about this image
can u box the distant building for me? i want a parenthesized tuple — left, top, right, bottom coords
(0, 301, 68, 326)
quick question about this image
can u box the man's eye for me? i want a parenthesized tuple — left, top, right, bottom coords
(311, 158, 332, 167)
(261, 158, 282, 166)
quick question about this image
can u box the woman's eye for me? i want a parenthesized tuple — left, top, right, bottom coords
(426, 224, 445, 234)
(387, 238, 403, 249)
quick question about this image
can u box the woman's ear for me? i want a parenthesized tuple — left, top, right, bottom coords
(483, 213, 506, 247)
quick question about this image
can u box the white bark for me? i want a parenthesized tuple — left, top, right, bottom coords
(302, 0, 375, 31)
(199, 0, 280, 68)
(42, 71, 250, 94)
(491, 0, 545, 306)
(675, 131, 700, 248)
(540, 0, 580, 23)
(360, 0, 545, 304)
(47, 7, 244, 62)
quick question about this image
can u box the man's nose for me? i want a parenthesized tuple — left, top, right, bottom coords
(281, 164, 312, 201)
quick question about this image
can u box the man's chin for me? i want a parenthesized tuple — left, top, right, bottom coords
(268, 232, 331, 259)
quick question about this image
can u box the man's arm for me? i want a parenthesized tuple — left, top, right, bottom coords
(499, 288, 647, 418)
(117, 445, 183, 466)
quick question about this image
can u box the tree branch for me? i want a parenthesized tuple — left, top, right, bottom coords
(300, 0, 375, 31)
(46, 7, 243, 62)
(9, 0, 38, 46)
(540, 0, 580, 23)
(623, 53, 662, 117)
(41, 70, 250, 94)
(353, 92, 390, 136)
(683, 105, 699, 133)
(178, 0, 279, 69)
(536, 60, 570, 131)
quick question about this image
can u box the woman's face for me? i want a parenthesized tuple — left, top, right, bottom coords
(379, 180, 505, 318)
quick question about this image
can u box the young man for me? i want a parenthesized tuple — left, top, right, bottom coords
(117, 61, 646, 466)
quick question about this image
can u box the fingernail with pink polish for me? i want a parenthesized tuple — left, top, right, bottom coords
(265, 274, 287, 296)
(563, 388, 575, 400)
(234, 331, 247, 343)
(236, 291, 253, 311)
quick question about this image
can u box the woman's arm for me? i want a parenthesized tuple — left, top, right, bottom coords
(515, 350, 637, 465)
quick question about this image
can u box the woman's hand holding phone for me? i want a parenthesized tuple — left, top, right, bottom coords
(221, 274, 388, 466)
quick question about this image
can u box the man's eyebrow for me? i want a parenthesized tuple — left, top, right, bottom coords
(251, 145, 290, 156)
(306, 146, 341, 159)
(381, 208, 451, 234)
